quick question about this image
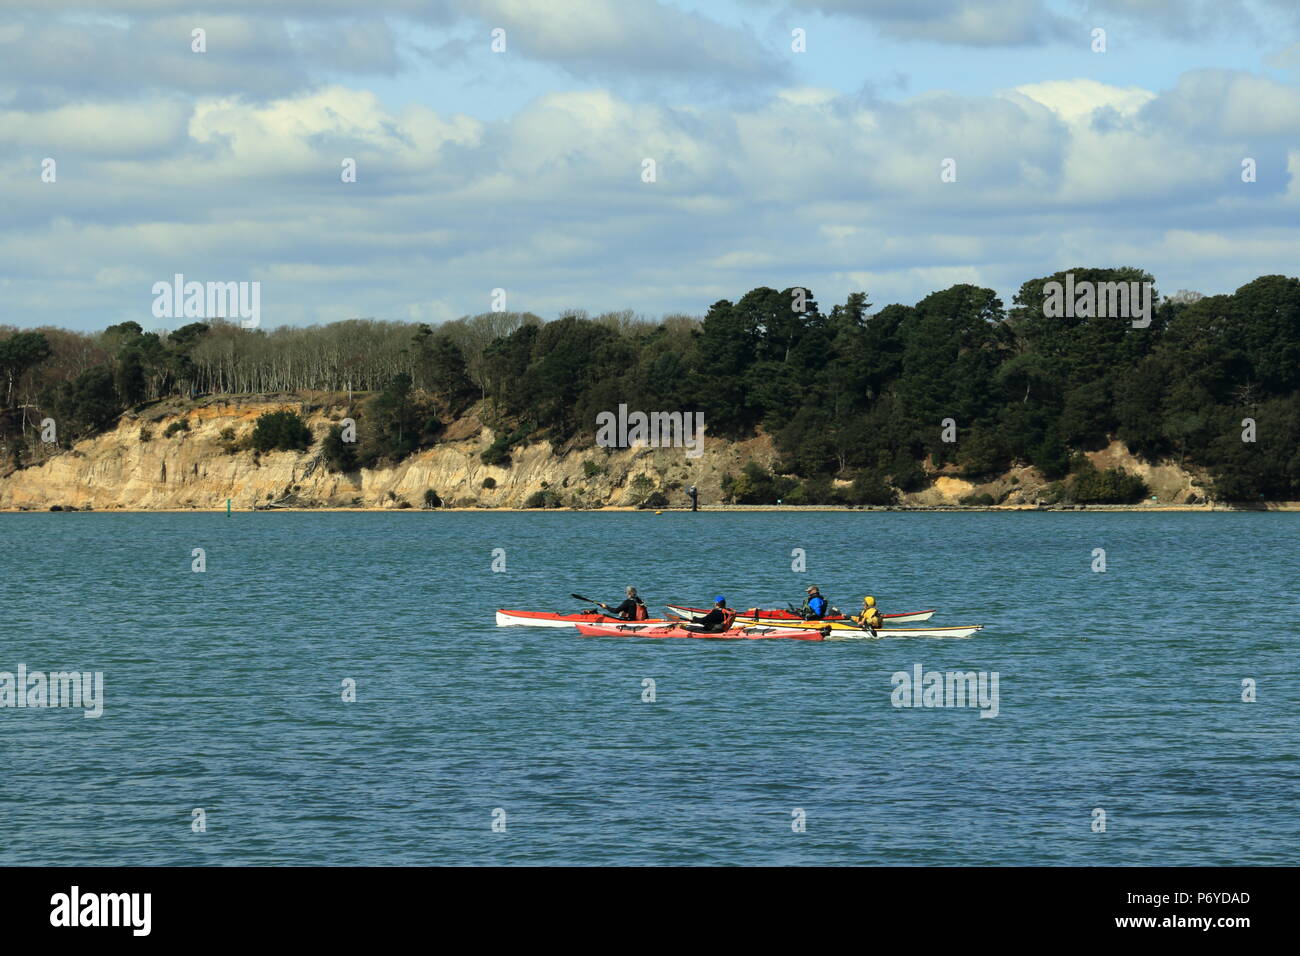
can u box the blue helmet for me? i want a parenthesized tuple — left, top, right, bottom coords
(714, 595, 726, 604)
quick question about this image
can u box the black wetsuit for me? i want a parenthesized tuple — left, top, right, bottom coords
(691, 607, 728, 632)
(611, 598, 645, 620)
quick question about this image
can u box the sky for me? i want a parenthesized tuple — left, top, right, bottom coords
(3, 0, 1300, 331)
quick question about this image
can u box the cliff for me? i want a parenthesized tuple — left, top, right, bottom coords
(0, 395, 776, 511)
(0, 393, 1222, 511)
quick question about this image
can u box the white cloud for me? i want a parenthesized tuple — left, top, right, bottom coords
(1, 65, 1298, 328)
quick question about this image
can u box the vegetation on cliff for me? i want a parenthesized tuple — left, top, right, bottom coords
(3, 268, 1298, 501)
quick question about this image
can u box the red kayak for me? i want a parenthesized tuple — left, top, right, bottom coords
(574, 622, 827, 641)
(496, 609, 671, 628)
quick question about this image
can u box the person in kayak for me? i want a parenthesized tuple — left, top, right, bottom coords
(687, 596, 736, 633)
(854, 596, 883, 634)
(603, 586, 649, 621)
(592, 587, 647, 624)
(801, 585, 830, 620)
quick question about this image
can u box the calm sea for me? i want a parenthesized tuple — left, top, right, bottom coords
(1, 511, 1296, 865)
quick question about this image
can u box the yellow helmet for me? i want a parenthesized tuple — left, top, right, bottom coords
(863, 596, 876, 607)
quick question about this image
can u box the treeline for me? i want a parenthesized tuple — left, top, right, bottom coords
(475, 270, 1299, 500)
(3, 269, 1298, 499)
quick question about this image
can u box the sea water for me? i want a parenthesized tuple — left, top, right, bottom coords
(1, 511, 1295, 865)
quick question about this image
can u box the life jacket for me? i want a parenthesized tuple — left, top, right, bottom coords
(720, 608, 737, 630)
(859, 606, 882, 628)
(633, 601, 649, 621)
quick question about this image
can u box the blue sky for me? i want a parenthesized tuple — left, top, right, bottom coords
(3, 0, 1299, 331)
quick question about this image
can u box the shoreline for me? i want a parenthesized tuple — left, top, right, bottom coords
(4, 503, 1298, 514)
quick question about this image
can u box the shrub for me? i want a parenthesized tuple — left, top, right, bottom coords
(481, 476, 496, 489)
(840, 470, 898, 506)
(959, 492, 996, 506)
(480, 438, 511, 467)
(525, 489, 563, 508)
(628, 474, 655, 504)
(481, 423, 534, 466)
(139, 427, 153, 443)
(354, 374, 442, 468)
(322, 424, 358, 472)
(423, 489, 442, 509)
(250, 410, 312, 452)
(1031, 430, 1071, 480)
(217, 426, 241, 455)
(582, 460, 606, 479)
(890, 455, 928, 493)
(785, 475, 835, 505)
(1070, 464, 1149, 504)
(957, 428, 1008, 478)
(163, 420, 189, 438)
(724, 462, 795, 504)
(638, 491, 670, 510)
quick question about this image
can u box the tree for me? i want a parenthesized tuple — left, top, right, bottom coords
(250, 410, 313, 452)
(0, 331, 53, 407)
(322, 424, 358, 472)
(47, 367, 120, 440)
(115, 349, 148, 406)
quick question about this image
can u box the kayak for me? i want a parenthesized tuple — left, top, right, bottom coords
(496, 609, 671, 628)
(574, 622, 828, 641)
(666, 604, 936, 624)
(826, 625, 982, 640)
(727, 618, 984, 639)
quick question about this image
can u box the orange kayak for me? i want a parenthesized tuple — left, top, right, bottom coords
(574, 622, 827, 641)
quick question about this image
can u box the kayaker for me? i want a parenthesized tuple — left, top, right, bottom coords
(855, 596, 883, 634)
(603, 586, 649, 621)
(689, 596, 735, 633)
(801, 585, 830, 620)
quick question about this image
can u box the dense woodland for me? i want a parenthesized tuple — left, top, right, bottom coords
(2, 267, 1298, 502)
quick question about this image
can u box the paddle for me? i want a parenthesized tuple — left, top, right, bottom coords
(570, 593, 624, 621)
(855, 605, 879, 638)
(571, 592, 604, 607)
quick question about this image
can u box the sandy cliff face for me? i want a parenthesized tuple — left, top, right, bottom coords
(914, 441, 1205, 506)
(0, 397, 775, 510)
(0, 396, 1210, 510)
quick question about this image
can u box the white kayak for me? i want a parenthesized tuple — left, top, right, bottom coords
(823, 625, 983, 640)
(734, 619, 984, 639)
(495, 609, 669, 628)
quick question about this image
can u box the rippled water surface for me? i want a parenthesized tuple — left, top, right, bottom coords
(1, 511, 1296, 865)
